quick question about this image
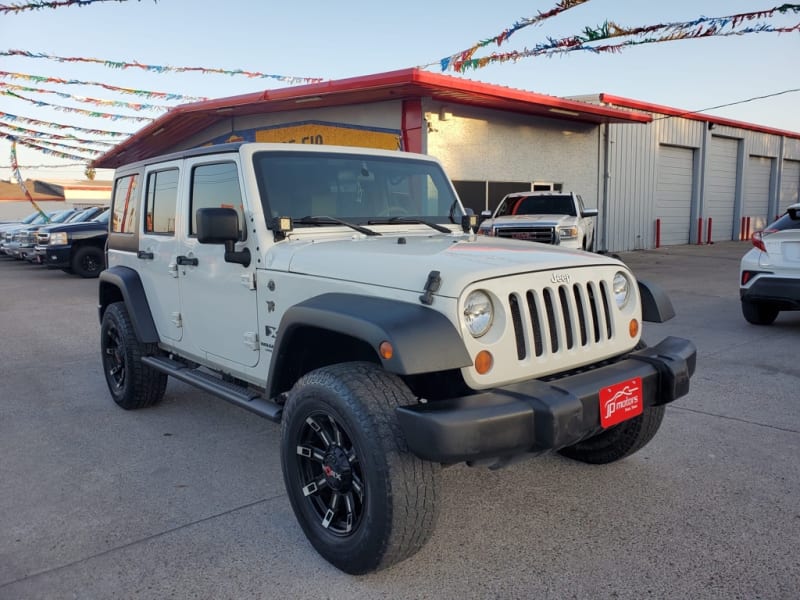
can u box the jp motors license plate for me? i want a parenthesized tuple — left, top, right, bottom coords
(599, 377, 643, 428)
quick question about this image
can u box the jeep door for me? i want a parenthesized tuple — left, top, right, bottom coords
(176, 158, 260, 368)
(138, 163, 183, 342)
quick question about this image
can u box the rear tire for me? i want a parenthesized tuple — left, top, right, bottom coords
(100, 302, 167, 409)
(72, 246, 105, 278)
(558, 405, 665, 465)
(741, 300, 778, 325)
(281, 362, 440, 574)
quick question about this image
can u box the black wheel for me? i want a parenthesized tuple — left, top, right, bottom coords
(281, 362, 440, 575)
(71, 246, 105, 278)
(741, 300, 778, 325)
(558, 405, 665, 464)
(100, 302, 167, 410)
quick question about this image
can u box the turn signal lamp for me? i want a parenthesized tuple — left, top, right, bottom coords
(628, 319, 639, 338)
(379, 341, 394, 360)
(474, 350, 493, 375)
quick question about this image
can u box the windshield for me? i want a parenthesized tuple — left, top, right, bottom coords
(496, 194, 576, 217)
(21, 212, 39, 224)
(253, 151, 463, 227)
(49, 210, 77, 224)
(93, 210, 110, 224)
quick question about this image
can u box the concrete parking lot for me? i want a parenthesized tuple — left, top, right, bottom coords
(1, 241, 798, 599)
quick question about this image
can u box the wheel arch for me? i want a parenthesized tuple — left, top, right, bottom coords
(267, 293, 472, 399)
(98, 266, 160, 344)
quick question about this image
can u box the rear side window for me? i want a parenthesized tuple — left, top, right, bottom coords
(111, 174, 139, 233)
(145, 169, 178, 235)
(189, 162, 245, 239)
(769, 209, 800, 232)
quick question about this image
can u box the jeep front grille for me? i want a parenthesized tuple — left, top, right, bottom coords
(507, 281, 613, 360)
(494, 226, 556, 244)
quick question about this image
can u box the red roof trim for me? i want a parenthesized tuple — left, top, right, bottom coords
(599, 93, 800, 140)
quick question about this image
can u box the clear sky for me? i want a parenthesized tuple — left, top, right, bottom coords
(0, 0, 798, 181)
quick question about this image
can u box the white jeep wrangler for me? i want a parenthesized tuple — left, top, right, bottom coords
(98, 142, 695, 574)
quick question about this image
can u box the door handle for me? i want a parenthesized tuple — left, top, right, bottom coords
(137, 250, 154, 260)
(176, 255, 199, 266)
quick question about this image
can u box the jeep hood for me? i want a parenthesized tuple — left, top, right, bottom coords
(265, 233, 621, 298)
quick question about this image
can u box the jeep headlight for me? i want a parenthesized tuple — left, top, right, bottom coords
(49, 232, 68, 245)
(558, 226, 578, 239)
(613, 271, 631, 309)
(463, 290, 494, 338)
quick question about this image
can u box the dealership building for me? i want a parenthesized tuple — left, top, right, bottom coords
(93, 68, 800, 252)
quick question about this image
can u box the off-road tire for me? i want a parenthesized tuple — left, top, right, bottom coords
(72, 246, 105, 278)
(100, 301, 167, 409)
(281, 361, 440, 575)
(558, 405, 665, 464)
(741, 300, 778, 325)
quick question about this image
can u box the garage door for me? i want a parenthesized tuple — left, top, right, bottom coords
(655, 145, 694, 246)
(705, 136, 739, 241)
(743, 156, 773, 232)
(781, 159, 800, 214)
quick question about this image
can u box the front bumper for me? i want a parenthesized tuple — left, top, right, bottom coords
(741, 277, 800, 310)
(396, 336, 696, 463)
(36, 245, 71, 268)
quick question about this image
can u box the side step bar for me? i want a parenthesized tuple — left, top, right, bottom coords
(142, 355, 282, 422)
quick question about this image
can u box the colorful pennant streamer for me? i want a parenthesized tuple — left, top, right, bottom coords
(0, 111, 132, 137)
(438, 0, 590, 71)
(0, 82, 172, 112)
(1, 49, 324, 85)
(442, 4, 800, 72)
(1, 89, 154, 122)
(0, 120, 116, 146)
(8, 137, 51, 220)
(4, 133, 97, 161)
(0, 70, 206, 102)
(0, 0, 138, 14)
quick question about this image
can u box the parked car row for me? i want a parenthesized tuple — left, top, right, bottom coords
(0, 206, 109, 278)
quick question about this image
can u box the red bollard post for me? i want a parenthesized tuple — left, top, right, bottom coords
(697, 218, 703, 245)
(655, 218, 661, 248)
(740, 217, 746, 241)
(746, 217, 751, 240)
(707, 217, 713, 244)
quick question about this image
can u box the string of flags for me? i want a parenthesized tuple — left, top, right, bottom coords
(0, 70, 206, 102)
(0, 111, 132, 137)
(0, 82, 172, 112)
(437, 0, 589, 71)
(0, 120, 116, 146)
(2, 89, 155, 122)
(0, 0, 142, 15)
(1, 50, 325, 85)
(440, 3, 800, 72)
(5, 133, 98, 161)
(8, 137, 51, 220)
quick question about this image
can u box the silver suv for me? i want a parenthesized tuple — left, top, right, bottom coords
(740, 203, 800, 324)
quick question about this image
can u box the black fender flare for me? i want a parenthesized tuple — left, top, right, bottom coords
(637, 279, 676, 323)
(98, 266, 160, 343)
(269, 293, 472, 392)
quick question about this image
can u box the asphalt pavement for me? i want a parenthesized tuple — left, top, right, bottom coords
(1, 241, 798, 599)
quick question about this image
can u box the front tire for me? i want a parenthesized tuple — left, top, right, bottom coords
(100, 302, 167, 409)
(72, 246, 105, 278)
(558, 405, 665, 464)
(280, 362, 440, 575)
(741, 300, 778, 325)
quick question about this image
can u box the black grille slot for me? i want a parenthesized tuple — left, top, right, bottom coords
(526, 291, 544, 357)
(588, 283, 601, 342)
(508, 294, 526, 360)
(574, 286, 588, 346)
(600, 281, 613, 339)
(543, 288, 558, 353)
(558, 286, 574, 349)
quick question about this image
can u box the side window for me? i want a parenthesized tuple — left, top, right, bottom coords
(145, 169, 178, 235)
(111, 174, 139, 233)
(190, 162, 245, 239)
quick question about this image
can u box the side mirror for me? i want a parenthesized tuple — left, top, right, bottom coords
(581, 208, 599, 218)
(196, 207, 250, 267)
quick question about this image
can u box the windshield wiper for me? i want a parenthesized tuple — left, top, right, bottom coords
(367, 216, 451, 234)
(294, 216, 380, 237)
